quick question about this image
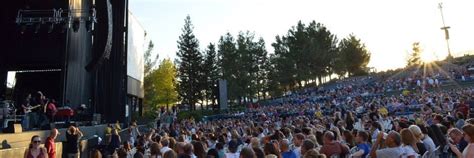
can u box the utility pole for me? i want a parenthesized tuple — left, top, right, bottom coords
(438, 2, 453, 61)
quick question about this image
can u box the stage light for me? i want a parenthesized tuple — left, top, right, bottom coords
(47, 23, 54, 33)
(34, 23, 40, 34)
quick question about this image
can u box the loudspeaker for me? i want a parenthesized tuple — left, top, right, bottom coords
(2, 122, 22, 133)
(218, 80, 228, 110)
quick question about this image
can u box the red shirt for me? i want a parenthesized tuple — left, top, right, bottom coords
(45, 137, 55, 158)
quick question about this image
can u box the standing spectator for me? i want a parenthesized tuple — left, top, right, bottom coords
(240, 147, 256, 158)
(45, 128, 59, 158)
(300, 140, 315, 157)
(150, 142, 162, 158)
(263, 141, 281, 158)
(279, 139, 297, 158)
(164, 150, 178, 158)
(24, 135, 48, 158)
(161, 138, 172, 154)
(192, 141, 207, 158)
(108, 129, 121, 155)
(66, 125, 83, 158)
(226, 140, 241, 158)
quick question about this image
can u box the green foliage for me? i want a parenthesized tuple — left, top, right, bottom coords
(154, 59, 179, 109)
(201, 43, 220, 108)
(338, 34, 371, 77)
(217, 31, 268, 103)
(169, 17, 373, 110)
(144, 40, 159, 113)
(407, 42, 422, 66)
(176, 15, 203, 110)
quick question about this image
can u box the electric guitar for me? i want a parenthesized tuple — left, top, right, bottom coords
(24, 105, 42, 113)
(24, 101, 48, 114)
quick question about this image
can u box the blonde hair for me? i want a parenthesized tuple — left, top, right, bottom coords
(408, 125, 423, 140)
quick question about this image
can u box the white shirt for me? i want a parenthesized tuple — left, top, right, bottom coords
(294, 146, 301, 158)
(160, 146, 172, 154)
(401, 145, 418, 158)
(225, 152, 240, 158)
(422, 136, 436, 152)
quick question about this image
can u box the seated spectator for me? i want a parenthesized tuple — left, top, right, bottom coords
(351, 131, 371, 158)
(291, 133, 305, 158)
(448, 128, 468, 152)
(400, 129, 419, 157)
(410, 125, 435, 153)
(319, 131, 349, 157)
(370, 131, 403, 158)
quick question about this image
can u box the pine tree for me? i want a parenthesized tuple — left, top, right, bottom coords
(202, 43, 219, 109)
(176, 15, 202, 110)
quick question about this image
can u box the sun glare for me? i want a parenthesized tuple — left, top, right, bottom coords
(420, 51, 438, 63)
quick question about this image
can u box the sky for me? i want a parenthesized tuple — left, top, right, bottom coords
(129, 0, 474, 72)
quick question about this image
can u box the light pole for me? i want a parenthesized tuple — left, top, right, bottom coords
(438, 2, 453, 61)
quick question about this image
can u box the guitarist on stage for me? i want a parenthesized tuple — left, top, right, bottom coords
(29, 91, 48, 129)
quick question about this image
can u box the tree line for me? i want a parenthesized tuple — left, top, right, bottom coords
(170, 16, 371, 110)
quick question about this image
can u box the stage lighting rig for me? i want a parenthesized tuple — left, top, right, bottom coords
(15, 7, 97, 34)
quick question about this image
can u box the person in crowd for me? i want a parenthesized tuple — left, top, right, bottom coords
(108, 129, 121, 155)
(370, 131, 403, 158)
(279, 139, 297, 158)
(319, 131, 349, 157)
(215, 142, 226, 158)
(449, 124, 474, 158)
(400, 128, 419, 158)
(150, 142, 162, 158)
(66, 125, 83, 158)
(253, 147, 265, 158)
(92, 149, 102, 158)
(24, 135, 48, 158)
(409, 125, 435, 153)
(240, 147, 256, 158)
(342, 130, 355, 148)
(300, 140, 315, 157)
(161, 138, 173, 154)
(45, 99, 57, 123)
(351, 131, 370, 158)
(164, 150, 178, 158)
(207, 148, 219, 158)
(45, 128, 59, 158)
(448, 128, 468, 152)
(117, 148, 128, 158)
(192, 141, 207, 158)
(302, 149, 325, 158)
(227, 139, 241, 158)
(291, 133, 305, 158)
(263, 141, 281, 158)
